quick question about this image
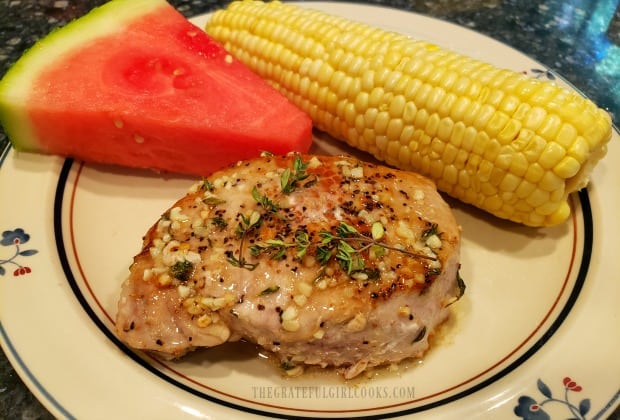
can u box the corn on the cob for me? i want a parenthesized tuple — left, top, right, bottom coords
(205, 0, 612, 227)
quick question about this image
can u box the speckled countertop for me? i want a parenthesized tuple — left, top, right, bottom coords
(0, 0, 618, 419)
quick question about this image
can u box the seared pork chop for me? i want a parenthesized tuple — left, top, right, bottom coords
(116, 153, 464, 379)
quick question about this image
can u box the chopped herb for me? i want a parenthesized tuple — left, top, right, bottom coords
(226, 250, 258, 271)
(250, 229, 310, 261)
(250, 238, 290, 260)
(211, 216, 228, 231)
(235, 211, 261, 239)
(336, 239, 365, 274)
(280, 360, 296, 370)
(203, 196, 226, 206)
(316, 222, 436, 278)
(225, 158, 437, 277)
(201, 179, 215, 191)
(252, 185, 279, 212)
(169, 260, 194, 282)
(228, 211, 262, 271)
(281, 156, 311, 194)
(294, 230, 310, 259)
(316, 243, 333, 265)
(259, 285, 280, 296)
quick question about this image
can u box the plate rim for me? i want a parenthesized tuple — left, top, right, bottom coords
(1, 2, 619, 419)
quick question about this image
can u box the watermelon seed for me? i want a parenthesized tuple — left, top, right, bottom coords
(113, 119, 124, 129)
(134, 135, 145, 144)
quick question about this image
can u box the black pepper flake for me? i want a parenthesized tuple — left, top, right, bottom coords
(257, 304, 265, 310)
(156, 339, 163, 346)
(412, 326, 427, 343)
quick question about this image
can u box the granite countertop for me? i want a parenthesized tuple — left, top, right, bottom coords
(0, 0, 618, 419)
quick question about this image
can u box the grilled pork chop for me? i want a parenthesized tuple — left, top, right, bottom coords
(116, 153, 464, 379)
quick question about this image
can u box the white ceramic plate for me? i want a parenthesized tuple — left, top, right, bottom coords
(1, 3, 618, 419)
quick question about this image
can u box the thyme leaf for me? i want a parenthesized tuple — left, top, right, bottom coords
(259, 285, 280, 296)
(201, 179, 215, 191)
(203, 196, 226, 206)
(211, 216, 228, 231)
(226, 250, 259, 271)
(281, 156, 311, 194)
(252, 185, 280, 212)
(228, 211, 262, 271)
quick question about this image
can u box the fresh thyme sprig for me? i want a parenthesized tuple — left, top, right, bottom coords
(249, 221, 436, 278)
(225, 156, 436, 278)
(250, 230, 310, 260)
(280, 156, 316, 194)
(316, 222, 436, 276)
(227, 210, 261, 270)
(252, 185, 279, 212)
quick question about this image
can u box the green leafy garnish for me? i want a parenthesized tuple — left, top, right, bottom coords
(201, 179, 215, 191)
(203, 196, 226, 206)
(319, 222, 435, 275)
(227, 211, 262, 270)
(281, 156, 311, 194)
(211, 216, 228, 231)
(252, 185, 279, 212)
(169, 260, 194, 282)
(250, 229, 311, 261)
(259, 285, 280, 296)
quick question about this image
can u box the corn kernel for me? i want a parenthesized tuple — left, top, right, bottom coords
(553, 156, 580, 178)
(539, 142, 566, 169)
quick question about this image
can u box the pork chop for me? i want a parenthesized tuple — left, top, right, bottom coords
(116, 153, 464, 379)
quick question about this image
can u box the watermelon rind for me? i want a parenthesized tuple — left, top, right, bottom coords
(0, 0, 165, 151)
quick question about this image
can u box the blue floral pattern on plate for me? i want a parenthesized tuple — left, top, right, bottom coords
(0, 228, 38, 276)
(515, 377, 590, 419)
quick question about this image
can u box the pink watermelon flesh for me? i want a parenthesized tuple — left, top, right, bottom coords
(24, 4, 312, 176)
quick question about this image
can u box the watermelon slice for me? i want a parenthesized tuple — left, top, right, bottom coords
(0, 0, 312, 176)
